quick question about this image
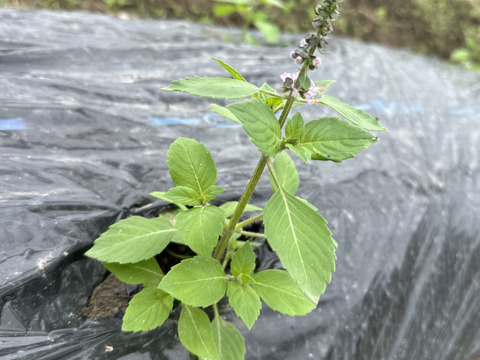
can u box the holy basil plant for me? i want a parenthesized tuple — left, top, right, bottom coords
(86, 1, 386, 359)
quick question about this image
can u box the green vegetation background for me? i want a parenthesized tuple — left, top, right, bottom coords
(2, 0, 479, 69)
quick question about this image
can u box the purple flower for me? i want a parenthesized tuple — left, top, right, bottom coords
(312, 57, 321, 68)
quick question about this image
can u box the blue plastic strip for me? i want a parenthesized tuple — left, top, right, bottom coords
(0, 118, 27, 130)
(149, 117, 200, 126)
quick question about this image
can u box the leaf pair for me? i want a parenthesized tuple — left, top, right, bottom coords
(179, 305, 246, 360)
(285, 113, 379, 163)
(227, 242, 316, 330)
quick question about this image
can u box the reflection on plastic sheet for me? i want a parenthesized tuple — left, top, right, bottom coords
(356, 99, 475, 117)
(149, 113, 241, 128)
(0, 118, 27, 130)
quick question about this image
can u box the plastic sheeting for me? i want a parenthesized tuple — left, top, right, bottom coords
(1, 8, 479, 360)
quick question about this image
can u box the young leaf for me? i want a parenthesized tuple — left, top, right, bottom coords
(319, 94, 387, 131)
(167, 137, 217, 203)
(85, 216, 176, 264)
(212, 316, 246, 360)
(230, 242, 256, 276)
(289, 117, 378, 163)
(227, 282, 261, 329)
(219, 202, 262, 218)
(263, 191, 336, 303)
(179, 305, 219, 360)
(251, 270, 316, 315)
(158, 256, 227, 307)
(175, 205, 225, 257)
(122, 287, 173, 332)
(164, 186, 201, 206)
(213, 4, 236, 18)
(253, 18, 280, 44)
(203, 185, 226, 203)
(269, 152, 299, 195)
(227, 100, 281, 157)
(211, 104, 240, 124)
(163, 76, 259, 99)
(212, 58, 247, 81)
(285, 112, 305, 139)
(314, 80, 336, 90)
(299, 72, 311, 91)
(103, 258, 164, 285)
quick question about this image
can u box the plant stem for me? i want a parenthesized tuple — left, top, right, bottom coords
(235, 230, 266, 238)
(213, 91, 298, 262)
(235, 213, 263, 230)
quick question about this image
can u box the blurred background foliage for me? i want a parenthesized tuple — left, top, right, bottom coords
(1, 0, 479, 70)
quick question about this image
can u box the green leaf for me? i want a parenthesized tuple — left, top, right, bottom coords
(227, 282, 261, 329)
(158, 256, 226, 307)
(163, 76, 259, 99)
(211, 104, 241, 124)
(230, 242, 256, 276)
(179, 305, 219, 360)
(122, 287, 173, 332)
(149, 191, 174, 203)
(164, 186, 201, 206)
(269, 152, 298, 194)
(219, 202, 262, 218)
(319, 94, 387, 131)
(167, 137, 217, 203)
(290, 117, 378, 163)
(212, 316, 246, 360)
(299, 72, 311, 91)
(228, 100, 281, 157)
(85, 216, 176, 264)
(314, 80, 336, 90)
(251, 270, 316, 315)
(263, 191, 336, 303)
(253, 19, 280, 44)
(204, 185, 226, 203)
(212, 58, 247, 82)
(213, 4, 236, 17)
(175, 205, 225, 257)
(103, 258, 164, 285)
(285, 112, 305, 139)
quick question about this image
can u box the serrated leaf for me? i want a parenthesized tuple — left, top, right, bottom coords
(211, 104, 241, 124)
(231, 242, 256, 276)
(175, 205, 225, 257)
(164, 186, 201, 206)
(122, 287, 173, 332)
(228, 100, 281, 157)
(85, 216, 176, 264)
(319, 94, 387, 131)
(158, 256, 226, 307)
(285, 112, 305, 139)
(103, 258, 164, 285)
(149, 191, 174, 203)
(163, 76, 259, 100)
(167, 137, 217, 203)
(212, 316, 246, 360)
(291, 117, 378, 163)
(263, 191, 336, 303)
(251, 270, 316, 315)
(179, 305, 219, 360)
(314, 80, 336, 90)
(204, 185, 225, 203)
(219, 202, 262, 218)
(269, 152, 298, 194)
(212, 58, 247, 81)
(227, 282, 261, 329)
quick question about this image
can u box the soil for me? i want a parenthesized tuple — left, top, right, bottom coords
(83, 273, 131, 320)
